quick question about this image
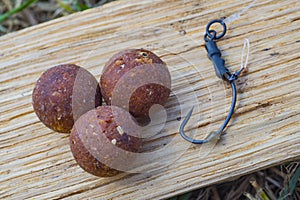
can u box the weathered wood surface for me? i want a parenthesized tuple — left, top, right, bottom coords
(0, 0, 300, 199)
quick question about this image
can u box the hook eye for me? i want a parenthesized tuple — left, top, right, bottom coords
(206, 19, 227, 40)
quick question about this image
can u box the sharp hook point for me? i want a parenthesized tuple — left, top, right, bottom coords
(179, 106, 207, 144)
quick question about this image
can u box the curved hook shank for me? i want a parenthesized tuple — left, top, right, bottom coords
(217, 80, 237, 133)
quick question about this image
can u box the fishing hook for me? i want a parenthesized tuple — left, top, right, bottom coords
(179, 19, 247, 144)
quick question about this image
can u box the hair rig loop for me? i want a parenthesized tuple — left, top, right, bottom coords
(179, 19, 247, 144)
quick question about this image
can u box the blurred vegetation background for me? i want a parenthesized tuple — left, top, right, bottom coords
(0, 0, 115, 35)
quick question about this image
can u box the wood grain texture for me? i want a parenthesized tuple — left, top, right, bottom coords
(0, 0, 300, 199)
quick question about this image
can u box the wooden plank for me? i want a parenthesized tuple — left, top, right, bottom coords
(0, 0, 300, 199)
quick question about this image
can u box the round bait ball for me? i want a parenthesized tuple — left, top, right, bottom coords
(100, 49, 171, 118)
(70, 106, 142, 177)
(32, 64, 102, 133)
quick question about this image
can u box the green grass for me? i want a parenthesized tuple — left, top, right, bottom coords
(279, 165, 300, 200)
(0, 0, 38, 23)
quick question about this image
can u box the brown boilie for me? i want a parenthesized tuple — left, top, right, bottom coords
(100, 49, 171, 118)
(32, 64, 102, 133)
(70, 106, 142, 177)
